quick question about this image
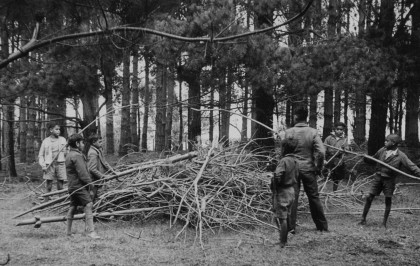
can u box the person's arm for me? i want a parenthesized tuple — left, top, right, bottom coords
(364, 148, 383, 164)
(401, 153, 420, 177)
(74, 154, 92, 186)
(87, 152, 105, 179)
(38, 140, 46, 169)
(313, 133, 326, 171)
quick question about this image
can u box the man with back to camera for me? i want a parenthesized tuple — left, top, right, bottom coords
(285, 107, 328, 233)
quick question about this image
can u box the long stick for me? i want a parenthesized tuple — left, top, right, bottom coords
(13, 194, 69, 219)
(324, 144, 420, 181)
(15, 207, 166, 226)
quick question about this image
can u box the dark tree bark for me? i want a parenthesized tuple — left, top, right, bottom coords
(155, 63, 167, 152)
(141, 53, 151, 152)
(165, 70, 175, 151)
(367, 0, 395, 155)
(119, 48, 131, 155)
(130, 50, 140, 151)
(101, 57, 115, 155)
(404, 1, 420, 146)
(219, 69, 230, 145)
(354, 88, 366, 146)
(182, 69, 201, 151)
(241, 70, 249, 141)
(323, 87, 334, 140)
(19, 97, 27, 163)
(333, 87, 341, 125)
(309, 93, 317, 128)
(178, 78, 183, 151)
(26, 95, 36, 163)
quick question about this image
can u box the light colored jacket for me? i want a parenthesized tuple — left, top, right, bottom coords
(285, 123, 325, 172)
(38, 136, 67, 168)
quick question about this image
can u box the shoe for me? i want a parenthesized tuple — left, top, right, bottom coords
(87, 232, 102, 239)
(358, 220, 366, 225)
(288, 229, 296, 235)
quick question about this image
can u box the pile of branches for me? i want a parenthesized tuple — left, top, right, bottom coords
(16, 141, 377, 241)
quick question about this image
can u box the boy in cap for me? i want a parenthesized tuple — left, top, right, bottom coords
(270, 138, 299, 247)
(65, 133, 101, 239)
(359, 134, 420, 227)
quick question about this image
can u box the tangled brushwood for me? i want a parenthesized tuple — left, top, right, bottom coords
(17, 141, 379, 237)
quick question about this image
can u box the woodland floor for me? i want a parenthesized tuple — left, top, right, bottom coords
(0, 155, 420, 266)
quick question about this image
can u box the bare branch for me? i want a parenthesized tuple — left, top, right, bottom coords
(0, 0, 314, 69)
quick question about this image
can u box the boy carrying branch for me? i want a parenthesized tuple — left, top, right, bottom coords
(359, 134, 420, 227)
(38, 122, 67, 198)
(270, 138, 299, 248)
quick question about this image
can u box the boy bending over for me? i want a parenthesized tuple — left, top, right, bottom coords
(270, 138, 299, 247)
(359, 134, 420, 227)
(65, 134, 101, 239)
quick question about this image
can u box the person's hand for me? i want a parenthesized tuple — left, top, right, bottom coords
(89, 190, 95, 199)
(42, 164, 49, 173)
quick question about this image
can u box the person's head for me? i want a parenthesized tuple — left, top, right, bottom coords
(88, 134, 103, 149)
(48, 122, 61, 137)
(68, 133, 85, 151)
(294, 107, 308, 123)
(281, 138, 298, 156)
(334, 122, 346, 137)
(385, 134, 401, 150)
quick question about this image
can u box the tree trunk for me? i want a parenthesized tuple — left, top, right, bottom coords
(19, 97, 27, 163)
(185, 70, 201, 151)
(367, 0, 395, 154)
(141, 53, 151, 152)
(333, 86, 341, 124)
(4, 100, 17, 177)
(102, 57, 115, 155)
(119, 48, 131, 155)
(80, 90, 99, 138)
(46, 96, 66, 136)
(165, 70, 175, 151)
(323, 87, 334, 140)
(309, 93, 317, 128)
(358, 0, 367, 36)
(241, 70, 249, 141)
(155, 63, 167, 152)
(368, 89, 390, 155)
(130, 50, 140, 151)
(405, 1, 420, 146)
(209, 85, 214, 143)
(26, 95, 36, 163)
(178, 79, 183, 151)
(354, 88, 366, 146)
(219, 70, 230, 145)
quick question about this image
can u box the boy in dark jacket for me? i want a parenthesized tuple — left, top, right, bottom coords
(65, 134, 101, 239)
(359, 134, 420, 227)
(270, 138, 299, 247)
(87, 134, 115, 201)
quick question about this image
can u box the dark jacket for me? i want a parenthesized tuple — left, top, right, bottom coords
(274, 155, 299, 187)
(371, 147, 420, 179)
(285, 123, 325, 172)
(87, 146, 113, 180)
(65, 147, 92, 192)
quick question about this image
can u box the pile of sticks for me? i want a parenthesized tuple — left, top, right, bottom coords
(15, 141, 386, 240)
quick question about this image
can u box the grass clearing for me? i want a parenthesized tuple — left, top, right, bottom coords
(1, 159, 420, 265)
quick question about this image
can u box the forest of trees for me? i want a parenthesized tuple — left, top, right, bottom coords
(0, 0, 419, 178)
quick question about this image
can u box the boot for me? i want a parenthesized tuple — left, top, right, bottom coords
(84, 203, 101, 239)
(66, 206, 76, 236)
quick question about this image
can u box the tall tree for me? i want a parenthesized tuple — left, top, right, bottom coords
(131, 50, 140, 151)
(119, 48, 131, 155)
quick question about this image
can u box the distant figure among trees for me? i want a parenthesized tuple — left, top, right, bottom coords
(38, 123, 67, 199)
(323, 122, 348, 192)
(359, 134, 420, 228)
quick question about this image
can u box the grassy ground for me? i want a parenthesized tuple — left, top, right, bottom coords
(1, 161, 420, 265)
